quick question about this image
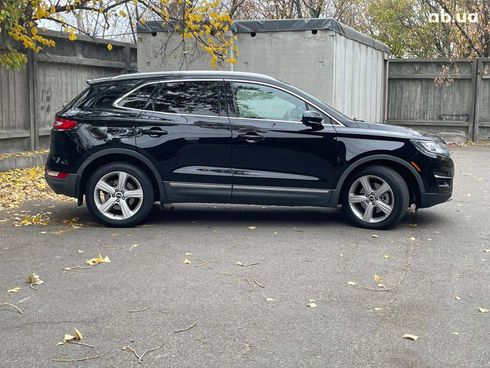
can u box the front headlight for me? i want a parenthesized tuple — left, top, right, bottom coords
(411, 139, 450, 157)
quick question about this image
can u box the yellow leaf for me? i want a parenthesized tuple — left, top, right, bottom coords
(374, 274, 383, 284)
(184, 258, 191, 264)
(74, 328, 83, 340)
(307, 299, 317, 308)
(119, 10, 127, 17)
(8, 287, 21, 293)
(26, 273, 44, 285)
(86, 254, 110, 266)
(107, 43, 113, 51)
(68, 31, 77, 41)
(479, 308, 488, 313)
(61, 328, 83, 344)
(402, 334, 419, 341)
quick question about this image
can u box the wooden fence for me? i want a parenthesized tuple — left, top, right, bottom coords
(386, 58, 490, 141)
(0, 30, 137, 153)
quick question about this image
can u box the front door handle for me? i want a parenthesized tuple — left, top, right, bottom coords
(238, 133, 264, 143)
(142, 127, 168, 137)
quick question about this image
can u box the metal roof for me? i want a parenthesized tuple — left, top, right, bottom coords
(138, 18, 389, 53)
(87, 70, 277, 85)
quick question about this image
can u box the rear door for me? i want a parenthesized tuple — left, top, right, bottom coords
(117, 79, 233, 203)
(226, 80, 338, 206)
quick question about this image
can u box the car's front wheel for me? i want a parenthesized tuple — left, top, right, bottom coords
(342, 165, 409, 229)
(86, 162, 154, 227)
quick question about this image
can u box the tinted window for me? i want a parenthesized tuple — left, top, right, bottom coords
(91, 81, 139, 109)
(152, 81, 220, 116)
(232, 82, 306, 121)
(117, 84, 156, 110)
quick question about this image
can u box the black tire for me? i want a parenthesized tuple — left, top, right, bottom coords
(342, 165, 409, 229)
(85, 162, 154, 227)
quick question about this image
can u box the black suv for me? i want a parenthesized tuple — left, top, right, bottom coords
(45, 71, 454, 229)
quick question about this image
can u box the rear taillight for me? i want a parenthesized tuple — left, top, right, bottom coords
(53, 116, 77, 131)
(46, 170, 68, 179)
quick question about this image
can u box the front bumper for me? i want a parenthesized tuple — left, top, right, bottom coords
(419, 192, 452, 208)
(45, 172, 78, 198)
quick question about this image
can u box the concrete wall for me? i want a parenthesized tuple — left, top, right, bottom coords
(137, 28, 387, 122)
(233, 30, 335, 105)
(0, 31, 137, 154)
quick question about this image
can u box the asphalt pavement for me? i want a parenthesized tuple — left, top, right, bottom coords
(0, 146, 489, 367)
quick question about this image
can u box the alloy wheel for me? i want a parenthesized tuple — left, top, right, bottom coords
(348, 175, 394, 223)
(93, 171, 144, 220)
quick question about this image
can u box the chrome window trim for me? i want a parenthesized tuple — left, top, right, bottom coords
(225, 79, 345, 126)
(112, 77, 345, 126)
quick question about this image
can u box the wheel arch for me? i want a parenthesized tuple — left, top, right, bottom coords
(332, 155, 425, 207)
(76, 149, 165, 205)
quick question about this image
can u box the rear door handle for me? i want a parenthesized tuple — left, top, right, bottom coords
(142, 127, 168, 137)
(238, 133, 264, 143)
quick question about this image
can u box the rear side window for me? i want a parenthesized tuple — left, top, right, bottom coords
(152, 81, 220, 116)
(90, 81, 139, 109)
(117, 84, 157, 110)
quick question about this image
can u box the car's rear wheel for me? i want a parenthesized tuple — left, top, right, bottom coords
(342, 165, 409, 229)
(86, 163, 154, 227)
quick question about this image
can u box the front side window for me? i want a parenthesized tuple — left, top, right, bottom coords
(152, 81, 220, 116)
(117, 84, 157, 110)
(231, 82, 307, 121)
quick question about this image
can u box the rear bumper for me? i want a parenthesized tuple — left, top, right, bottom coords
(419, 192, 452, 208)
(45, 172, 78, 198)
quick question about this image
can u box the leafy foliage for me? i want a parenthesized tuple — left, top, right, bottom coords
(0, 0, 235, 69)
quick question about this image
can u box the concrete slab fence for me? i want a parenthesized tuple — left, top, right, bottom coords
(0, 30, 137, 155)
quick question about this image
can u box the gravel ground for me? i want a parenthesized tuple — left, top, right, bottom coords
(0, 146, 489, 368)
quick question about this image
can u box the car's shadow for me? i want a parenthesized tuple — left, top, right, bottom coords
(145, 203, 351, 228)
(140, 203, 453, 229)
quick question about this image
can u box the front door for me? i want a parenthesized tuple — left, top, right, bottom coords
(121, 79, 232, 202)
(226, 81, 338, 206)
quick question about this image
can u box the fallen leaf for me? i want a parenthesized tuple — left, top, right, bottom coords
(409, 223, 418, 228)
(235, 261, 243, 266)
(409, 237, 416, 241)
(60, 328, 83, 344)
(383, 255, 390, 260)
(183, 258, 191, 265)
(479, 308, 488, 313)
(347, 281, 357, 286)
(265, 297, 275, 302)
(307, 299, 317, 308)
(402, 334, 418, 341)
(455, 296, 461, 300)
(452, 332, 459, 335)
(484, 249, 490, 253)
(63, 217, 82, 229)
(374, 274, 383, 284)
(185, 252, 193, 256)
(372, 234, 378, 238)
(86, 254, 110, 266)
(374, 307, 382, 311)
(26, 273, 44, 286)
(7, 287, 21, 293)
(248, 226, 256, 230)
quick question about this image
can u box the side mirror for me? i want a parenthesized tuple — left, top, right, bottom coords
(301, 110, 324, 130)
